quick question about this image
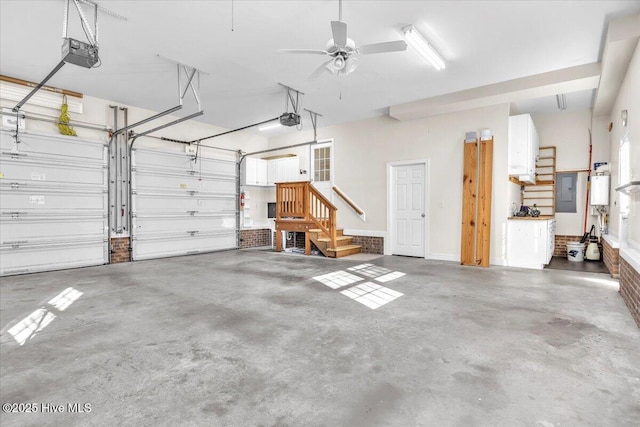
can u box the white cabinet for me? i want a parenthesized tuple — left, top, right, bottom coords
(244, 156, 299, 186)
(268, 157, 299, 185)
(508, 114, 539, 184)
(242, 157, 268, 186)
(506, 218, 555, 270)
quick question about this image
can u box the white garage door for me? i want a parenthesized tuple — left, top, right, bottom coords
(0, 129, 108, 276)
(131, 146, 236, 260)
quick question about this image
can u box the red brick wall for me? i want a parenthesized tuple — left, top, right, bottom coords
(240, 229, 272, 249)
(274, 231, 384, 255)
(602, 238, 620, 277)
(110, 237, 130, 263)
(553, 234, 602, 260)
(619, 257, 640, 328)
(349, 235, 384, 254)
(554, 235, 583, 257)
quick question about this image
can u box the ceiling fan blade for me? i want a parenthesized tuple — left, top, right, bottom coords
(277, 49, 329, 55)
(310, 59, 333, 80)
(331, 20, 348, 47)
(357, 40, 408, 55)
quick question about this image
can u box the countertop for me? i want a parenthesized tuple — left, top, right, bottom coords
(507, 215, 555, 220)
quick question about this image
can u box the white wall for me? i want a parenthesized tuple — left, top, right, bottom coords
(606, 41, 640, 250)
(532, 109, 608, 236)
(0, 81, 268, 156)
(268, 103, 513, 264)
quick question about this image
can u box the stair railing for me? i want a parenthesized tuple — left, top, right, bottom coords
(276, 181, 337, 249)
(333, 185, 365, 221)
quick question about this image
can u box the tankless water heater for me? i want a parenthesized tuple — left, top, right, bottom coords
(590, 175, 610, 206)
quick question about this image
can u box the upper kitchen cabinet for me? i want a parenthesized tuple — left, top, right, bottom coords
(267, 156, 300, 185)
(242, 157, 268, 186)
(242, 156, 299, 186)
(508, 114, 539, 184)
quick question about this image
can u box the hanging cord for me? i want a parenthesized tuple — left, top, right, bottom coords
(58, 95, 77, 136)
(231, 0, 234, 31)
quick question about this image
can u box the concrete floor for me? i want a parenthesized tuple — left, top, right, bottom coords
(1, 250, 639, 427)
(546, 256, 610, 274)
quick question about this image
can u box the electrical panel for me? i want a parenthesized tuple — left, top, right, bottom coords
(62, 38, 98, 69)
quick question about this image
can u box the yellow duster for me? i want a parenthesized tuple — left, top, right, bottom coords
(57, 95, 77, 136)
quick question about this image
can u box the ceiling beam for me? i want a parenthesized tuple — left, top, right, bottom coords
(592, 13, 640, 117)
(389, 62, 601, 121)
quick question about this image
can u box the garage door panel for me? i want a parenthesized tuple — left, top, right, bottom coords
(6, 132, 107, 162)
(133, 232, 236, 260)
(131, 145, 237, 260)
(133, 194, 235, 212)
(1, 130, 108, 276)
(134, 148, 235, 175)
(133, 172, 235, 194)
(1, 157, 105, 184)
(133, 215, 235, 234)
(2, 187, 106, 210)
(1, 240, 106, 276)
(1, 215, 105, 240)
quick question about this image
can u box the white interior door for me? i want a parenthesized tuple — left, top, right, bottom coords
(391, 163, 426, 257)
(310, 141, 333, 201)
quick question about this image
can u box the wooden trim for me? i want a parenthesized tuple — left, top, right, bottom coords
(332, 186, 364, 215)
(556, 169, 590, 173)
(461, 140, 478, 266)
(0, 74, 84, 98)
(476, 137, 493, 267)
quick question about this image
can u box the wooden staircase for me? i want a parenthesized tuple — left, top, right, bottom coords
(308, 228, 362, 258)
(274, 181, 361, 258)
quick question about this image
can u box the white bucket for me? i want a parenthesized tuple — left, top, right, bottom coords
(566, 242, 585, 262)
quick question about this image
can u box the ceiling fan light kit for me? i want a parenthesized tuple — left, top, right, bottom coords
(278, 0, 408, 78)
(403, 25, 446, 70)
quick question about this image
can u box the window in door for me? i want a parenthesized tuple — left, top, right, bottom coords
(313, 145, 331, 183)
(556, 172, 577, 213)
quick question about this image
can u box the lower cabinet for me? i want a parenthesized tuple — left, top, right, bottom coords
(506, 218, 555, 270)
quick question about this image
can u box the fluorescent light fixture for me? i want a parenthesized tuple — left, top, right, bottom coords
(403, 25, 445, 70)
(556, 94, 567, 111)
(258, 123, 282, 131)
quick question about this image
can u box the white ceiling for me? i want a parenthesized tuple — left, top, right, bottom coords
(1, 1, 639, 136)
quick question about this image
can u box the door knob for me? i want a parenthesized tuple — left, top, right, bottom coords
(421, 213, 425, 218)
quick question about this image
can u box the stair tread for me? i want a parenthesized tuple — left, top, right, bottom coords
(327, 244, 362, 252)
(317, 236, 352, 242)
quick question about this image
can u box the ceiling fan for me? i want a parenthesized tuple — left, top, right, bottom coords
(277, 0, 407, 78)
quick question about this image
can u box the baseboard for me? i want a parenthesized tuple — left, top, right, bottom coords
(490, 257, 507, 266)
(428, 253, 460, 262)
(343, 229, 386, 238)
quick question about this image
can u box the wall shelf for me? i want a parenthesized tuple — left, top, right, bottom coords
(615, 180, 640, 195)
